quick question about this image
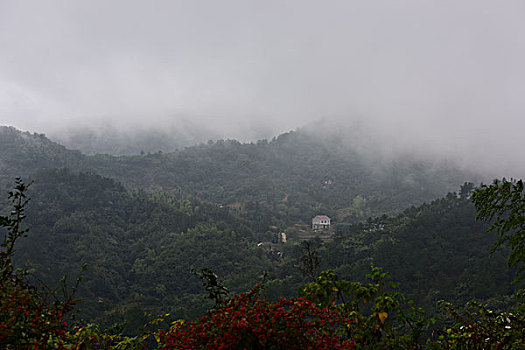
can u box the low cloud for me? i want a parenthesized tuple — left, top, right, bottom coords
(0, 0, 524, 176)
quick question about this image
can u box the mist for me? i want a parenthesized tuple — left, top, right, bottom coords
(1, 1, 524, 176)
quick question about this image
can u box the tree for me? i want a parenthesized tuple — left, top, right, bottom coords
(0, 178, 74, 348)
(472, 178, 525, 283)
(1, 178, 31, 280)
(297, 240, 321, 282)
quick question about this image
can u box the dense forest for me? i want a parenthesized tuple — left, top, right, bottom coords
(0, 125, 478, 225)
(1, 125, 523, 348)
(12, 170, 516, 326)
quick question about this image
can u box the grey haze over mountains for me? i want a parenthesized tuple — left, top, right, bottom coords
(1, 1, 524, 176)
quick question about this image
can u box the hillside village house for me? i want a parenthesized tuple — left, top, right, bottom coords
(312, 215, 331, 230)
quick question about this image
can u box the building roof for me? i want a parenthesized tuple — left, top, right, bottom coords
(313, 215, 330, 220)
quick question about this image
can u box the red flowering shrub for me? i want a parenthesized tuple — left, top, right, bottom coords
(159, 284, 356, 349)
(0, 278, 73, 349)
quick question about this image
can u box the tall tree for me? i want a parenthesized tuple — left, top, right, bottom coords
(472, 178, 525, 282)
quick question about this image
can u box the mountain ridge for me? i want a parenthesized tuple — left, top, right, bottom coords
(1, 124, 480, 224)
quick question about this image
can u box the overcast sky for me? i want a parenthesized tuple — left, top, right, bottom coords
(0, 1, 524, 175)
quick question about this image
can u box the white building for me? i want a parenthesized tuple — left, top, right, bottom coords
(312, 215, 331, 230)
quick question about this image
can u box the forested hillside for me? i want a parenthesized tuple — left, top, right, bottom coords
(0, 126, 85, 186)
(15, 169, 275, 327)
(89, 129, 480, 226)
(2, 124, 515, 335)
(322, 186, 516, 311)
(5, 171, 515, 332)
(1, 125, 479, 226)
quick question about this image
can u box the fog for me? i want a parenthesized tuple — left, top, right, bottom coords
(1, 1, 524, 176)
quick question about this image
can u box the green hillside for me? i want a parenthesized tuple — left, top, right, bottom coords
(323, 185, 516, 311)
(7, 171, 515, 331)
(2, 125, 513, 333)
(1, 126, 478, 225)
(0, 126, 86, 187)
(87, 130, 477, 226)
(16, 169, 272, 327)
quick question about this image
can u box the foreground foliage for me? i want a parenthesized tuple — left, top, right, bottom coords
(473, 178, 525, 283)
(436, 300, 525, 349)
(159, 284, 355, 349)
(0, 179, 72, 348)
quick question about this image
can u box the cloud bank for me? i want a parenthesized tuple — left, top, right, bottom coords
(0, 1, 524, 175)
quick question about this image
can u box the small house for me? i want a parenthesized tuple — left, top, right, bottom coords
(312, 215, 331, 230)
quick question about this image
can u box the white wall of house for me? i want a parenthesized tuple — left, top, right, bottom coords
(312, 215, 331, 230)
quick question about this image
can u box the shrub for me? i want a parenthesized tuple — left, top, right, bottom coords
(159, 283, 355, 349)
